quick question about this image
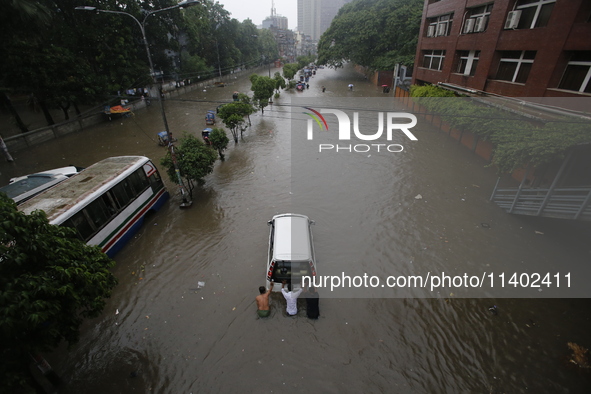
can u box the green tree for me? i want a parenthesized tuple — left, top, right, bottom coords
(282, 63, 299, 81)
(236, 93, 257, 126)
(317, 0, 423, 70)
(296, 55, 315, 70)
(249, 74, 275, 114)
(258, 28, 279, 65)
(218, 101, 254, 142)
(236, 20, 262, 68)
(160, 133, 217, 197)
(273, 72, 286, 95)
(209, 127, 230, 161)
(0, 193, 117, 392)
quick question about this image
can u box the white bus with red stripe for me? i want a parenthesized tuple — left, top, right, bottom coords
(18, 156, 169, 257)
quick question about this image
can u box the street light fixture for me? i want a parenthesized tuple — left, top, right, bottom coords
(75, 1, 201, 208)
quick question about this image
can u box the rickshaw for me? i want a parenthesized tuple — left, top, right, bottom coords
(296, 83, 305, 91)
(205, 110, 216, 125)
(202, 128, 213, 145)
(157, 131, 176, 146)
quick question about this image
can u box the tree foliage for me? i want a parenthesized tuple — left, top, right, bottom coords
(249, 74, 275, 114)
(218, 100, 255, 143)
(317, 0, 423, 70)
(296, 55, 316, 70)
(0, 193, 117, 392)
(282, 63, 299, 81)
(209, 127, 229, 161)
(160, 133, 217, 197)
(0, 0, 280, 129)
(273, 72, 286, 94)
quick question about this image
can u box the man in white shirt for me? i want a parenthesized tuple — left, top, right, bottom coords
(281, 280, 303, 316)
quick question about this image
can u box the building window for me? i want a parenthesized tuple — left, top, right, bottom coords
(463, 4, 493, 34)
(456, 50, 480, 76)
(515, 0, 555, 29)
(495, 50, 536, 83)
(558, 52, 591, 93)
(422, 50, 446, 71)
(426, 14, 454, 37)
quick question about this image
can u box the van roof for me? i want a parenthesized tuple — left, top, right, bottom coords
(273, 214, 312, 261)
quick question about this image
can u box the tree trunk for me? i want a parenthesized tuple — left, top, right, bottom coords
(59, 101, 71, 120)
(36, 95, 55, 126)
(1, 92, 29, 133)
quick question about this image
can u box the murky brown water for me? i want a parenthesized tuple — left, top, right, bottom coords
(2, 65, 591, 393)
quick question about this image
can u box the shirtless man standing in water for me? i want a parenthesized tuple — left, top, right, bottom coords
(256, 281, 274, 318)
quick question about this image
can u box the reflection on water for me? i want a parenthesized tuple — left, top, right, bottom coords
(2, 65, 590, 393)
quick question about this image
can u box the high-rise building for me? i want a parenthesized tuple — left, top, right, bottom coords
(262, 1, 288, 30)
(298, 0, 351, 41)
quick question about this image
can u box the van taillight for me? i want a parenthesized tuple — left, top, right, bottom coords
(268, 261, 276, 279)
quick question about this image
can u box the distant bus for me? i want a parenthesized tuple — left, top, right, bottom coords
(18, 156, 169, 257)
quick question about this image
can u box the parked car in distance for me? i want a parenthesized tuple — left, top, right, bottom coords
(0, 166, 82, 205)
(266, 213, 316, 291)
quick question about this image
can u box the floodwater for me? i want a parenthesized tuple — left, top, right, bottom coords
(2, 65, 591, 393)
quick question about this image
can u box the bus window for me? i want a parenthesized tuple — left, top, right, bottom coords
(128, 169, 148, 195)
(101, 192, 118, 216)
(85, 198, 110, 229)
(111, 181, 132, 209)
(65, 210, 95, 241)
(136, 168, 150, 188)
(148, 169, 163, 191)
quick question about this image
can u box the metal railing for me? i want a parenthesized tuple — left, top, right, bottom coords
(491, 186, 591, 220)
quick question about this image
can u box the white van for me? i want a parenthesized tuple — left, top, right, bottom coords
(266, 213, 316, 291)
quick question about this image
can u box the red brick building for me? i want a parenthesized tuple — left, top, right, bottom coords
(412, 0, 591, 97)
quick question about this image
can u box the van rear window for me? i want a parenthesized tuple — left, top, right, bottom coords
(270, 261, 311, 283)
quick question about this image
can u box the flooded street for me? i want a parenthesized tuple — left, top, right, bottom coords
(2, 65, 591, 393)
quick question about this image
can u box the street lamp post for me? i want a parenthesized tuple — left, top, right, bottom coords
(76, 1, 200, 208)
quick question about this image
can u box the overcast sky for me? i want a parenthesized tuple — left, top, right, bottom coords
(217, 0, 298, 30)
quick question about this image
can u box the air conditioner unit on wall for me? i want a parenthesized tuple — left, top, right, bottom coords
(474, 15, 488, 32)
(436, 23, 447, 36)
(504, 10, 521, 29)
(463, 18, 475, 34)
(427, 25, 435, 37)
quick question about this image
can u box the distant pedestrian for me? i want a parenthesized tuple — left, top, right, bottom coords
(322, 86, 326, 92)
(348, 84, 354, 91)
